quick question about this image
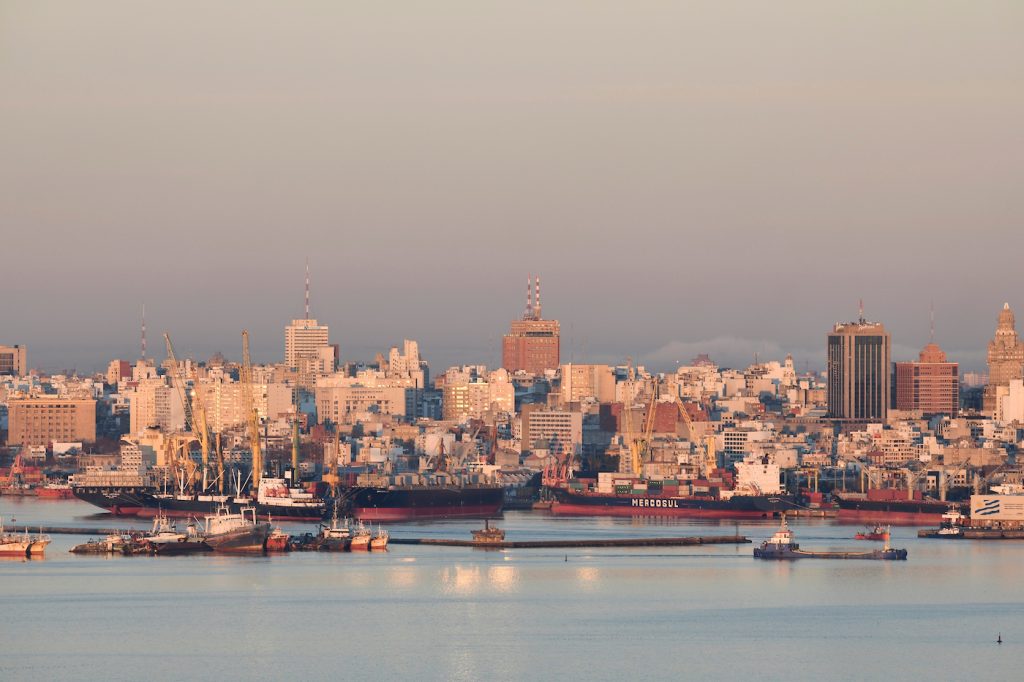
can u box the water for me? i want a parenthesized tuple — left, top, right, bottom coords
(2, 497, 1022, 681)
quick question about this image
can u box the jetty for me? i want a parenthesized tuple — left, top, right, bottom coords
(390, 535, 749, 549)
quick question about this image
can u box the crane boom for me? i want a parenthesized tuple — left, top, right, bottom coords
(164, 333, 213, 490)
(241, 330, 263, 489)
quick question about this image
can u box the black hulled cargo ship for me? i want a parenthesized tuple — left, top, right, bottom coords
(71, 467, 327, 522)
(340, 475, 504, 522)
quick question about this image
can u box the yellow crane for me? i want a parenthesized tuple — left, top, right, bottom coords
(164, 333, 216, 491)
(668, 393, 716, 478)
(241, 330, 263, 490)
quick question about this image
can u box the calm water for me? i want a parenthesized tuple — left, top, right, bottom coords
(2, 497, 1022, 681)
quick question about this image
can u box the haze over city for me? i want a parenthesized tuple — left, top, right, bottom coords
(3, 2, 1022, 372)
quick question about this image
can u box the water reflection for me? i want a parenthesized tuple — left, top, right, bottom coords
(574, 565, 600, 590)
(441, 565, 481, 595)
(487, 564, 518, 592)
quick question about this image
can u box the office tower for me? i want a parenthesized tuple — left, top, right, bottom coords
(502, 276, 560, 375)
(827, 311, 891, 421)
(984, 302, 1024, 413)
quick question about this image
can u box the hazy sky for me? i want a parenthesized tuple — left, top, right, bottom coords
(2, 1, 1022, 373)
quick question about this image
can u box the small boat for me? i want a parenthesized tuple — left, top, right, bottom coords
(370, 526, 389, 551)
(937, 507, 965, 536)
(318, 513, 352, 552)
(265, 527, 291, 552)
(350, 521, 372, 551)
(70, 533, 134, 555)
(144, 514, 211, 555)
(471, 519, 505, 545)
(755, 519, 907, 560)
(854, 525, 891, 541)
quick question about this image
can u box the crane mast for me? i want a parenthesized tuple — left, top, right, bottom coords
(241, 330, 263, 490)
(164, 333, 215, 491)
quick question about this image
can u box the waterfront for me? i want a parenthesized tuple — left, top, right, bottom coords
(2, 498, 1023, 681)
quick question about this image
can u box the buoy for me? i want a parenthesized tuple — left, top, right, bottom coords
(564, 554, 568, 562)
(997, 633, 1002, 644)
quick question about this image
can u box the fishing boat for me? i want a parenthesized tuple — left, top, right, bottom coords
(318, 512, 352, 552)
(350, 521, 372, 551)
(28, 531, 51, 556)
(754, 519, 907, 560)
(0, 518, 33, 557)
(471, 519, 505, 545)
(201, 505, 270, 553)
(854, 525, 891, 541)
(370, 527, 389, 551)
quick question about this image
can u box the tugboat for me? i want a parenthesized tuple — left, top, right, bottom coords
(201, 504, 270, 553)
(755, 519, 907, 560)
(854, 525, 891, 541)
(471, 519, 506, 546)
(265, 527, 291, 553)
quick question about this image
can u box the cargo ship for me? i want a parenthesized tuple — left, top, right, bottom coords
(754, 519, 907, 560)
(341, 483, 505, 521)
(549, 456, 797, 519)
(72, 466, 327, 521)
(833, 489, 953, 524)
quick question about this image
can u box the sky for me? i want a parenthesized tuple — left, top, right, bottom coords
(2, 1, 1022, 374)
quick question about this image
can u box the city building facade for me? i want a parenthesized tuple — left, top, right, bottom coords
(893, 342, 959, 416)
(827, 318, 891, 421)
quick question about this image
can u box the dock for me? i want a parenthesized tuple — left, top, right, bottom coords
(390, 535, 749, 549)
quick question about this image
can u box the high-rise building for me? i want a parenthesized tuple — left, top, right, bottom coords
(984, 303, 1024, 413)
(0, 344, 27, 376)
(893, 342, 959, 416)
(285, 319, 330, 369)
(8, 397, 97, 446)
(502, 276, 560, 375)
(827, 315, 891, 421)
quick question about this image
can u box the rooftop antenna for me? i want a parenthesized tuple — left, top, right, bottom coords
(305, 258, 311, 320)
(858, 298, 865, 323)
(930, 300, 935, 343)
(141, 303, 147, 360)
(535, 276, 542, 319)
(525, 274, 532, 319)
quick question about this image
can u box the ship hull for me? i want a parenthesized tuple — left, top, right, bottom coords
(0, 541, 32, 557)
(550, 488, 796, 519)
(204, 523, 271, 553)
(71, 486, 154, 516)
(754, 546, 907, 560)
(834, 496, 951, 525)
(344, 486, 504, 522)
(73, 487, 325, 521)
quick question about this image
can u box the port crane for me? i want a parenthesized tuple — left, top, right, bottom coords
(164, 333, 222, 493)
(240, 330, 263, 490)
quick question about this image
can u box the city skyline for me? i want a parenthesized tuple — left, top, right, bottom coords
(4, 2, 1022, 373)
(3, 280, 1018, 376)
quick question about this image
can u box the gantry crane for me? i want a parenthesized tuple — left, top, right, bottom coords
(241, 330, 263, 490)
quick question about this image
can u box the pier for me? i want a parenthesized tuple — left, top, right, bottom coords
(391, 535, 750, 549)
(28, 525, 749, 549)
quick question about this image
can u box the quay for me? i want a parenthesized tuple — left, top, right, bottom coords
(391, 535, 749, 548)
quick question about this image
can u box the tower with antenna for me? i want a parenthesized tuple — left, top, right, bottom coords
(141, 303, 147, 360)
(504, 274, 560, 374)
(284, 259, 332, 388)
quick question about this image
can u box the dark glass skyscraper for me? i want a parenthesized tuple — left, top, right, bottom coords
(827, 317, 891, 421)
